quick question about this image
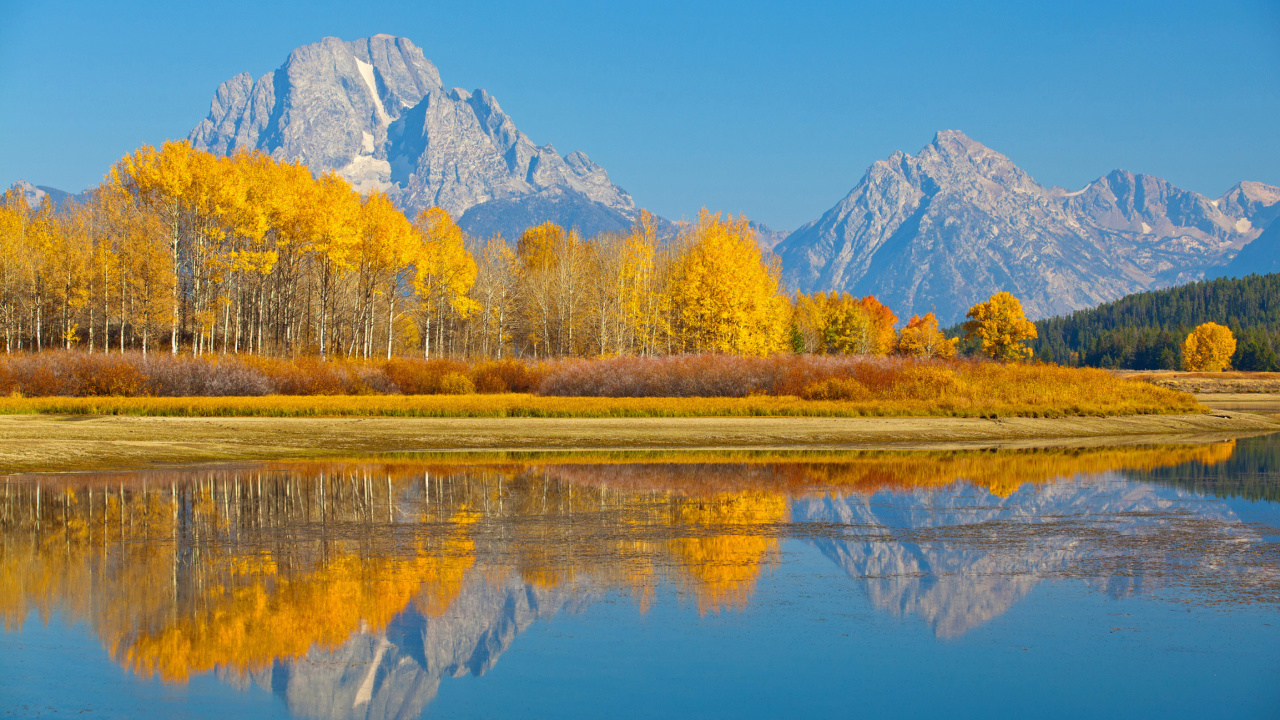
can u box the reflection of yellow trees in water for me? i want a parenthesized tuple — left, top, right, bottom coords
(670, 492, 788, 613)
(524, 442, 1237, 499)
(125, 522, 476, 683)
(0, 442, 1237, 682)
(0, 474, 479, 683)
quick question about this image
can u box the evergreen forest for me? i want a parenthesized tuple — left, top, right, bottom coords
(1031, 273, 1280, 370)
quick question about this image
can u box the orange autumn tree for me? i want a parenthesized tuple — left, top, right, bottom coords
(895, 313, 958, 359)
(792, 292, 897, 355)
(667, 211, 789, 356)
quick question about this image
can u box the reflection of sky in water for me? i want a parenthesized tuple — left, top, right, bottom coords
(1, 439, 1278, 719)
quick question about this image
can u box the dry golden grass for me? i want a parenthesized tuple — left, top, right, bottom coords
(0, 383, 1198, 420)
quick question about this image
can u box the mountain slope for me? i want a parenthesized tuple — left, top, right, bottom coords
(1215, 221, 1280, 279)
(775, 131, 1277, 324)
(190, 35, 640, 239)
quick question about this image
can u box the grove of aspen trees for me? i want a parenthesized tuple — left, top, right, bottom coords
(0, 141, 968, 363)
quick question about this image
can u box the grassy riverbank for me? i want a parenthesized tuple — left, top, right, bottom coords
(0, 411, 1274, 475)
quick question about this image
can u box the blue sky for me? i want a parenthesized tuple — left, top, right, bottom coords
(1, 0, 1277, 230)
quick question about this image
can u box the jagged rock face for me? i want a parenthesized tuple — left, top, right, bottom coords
(775, 131, 1279, 324)
(190, 35, 638, 239)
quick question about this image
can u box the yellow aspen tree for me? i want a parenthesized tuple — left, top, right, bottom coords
(516, 222, 564, 356)
(666, 210, 789, 356)
(117, 204, 176, 354)
(412, 208, 478, 359)
(792, 291, 832, 353)
(255, 158, 313, 354)
(84, 188, 124, 352)
(354, 191, 414, 359)
(1182, 322, 1236, 372)
(621, 211, 669, 356)
(791, 291, 895, 355)
(473, 236, 518, 358)
(824, 294, 873, 354)
(552, 228, 589, 355)
(300, 172, 360, 358)
(963, 291, 1038, 361)
(113, 140, 233, 353)
(46, 199, 94, 349)
(0, 190, 33, 352)
(113, 141, 189, 353)
(24, 198, 59, 350)
(585, 231, 632, 355)
(895, 313, 958, 359)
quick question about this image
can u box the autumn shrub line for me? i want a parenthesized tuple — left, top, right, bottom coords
(0, 391, 1197, 419)
(536, 353, 1197, 413)
(0, 352, 548, 398)
(0, 350, 1198, 418)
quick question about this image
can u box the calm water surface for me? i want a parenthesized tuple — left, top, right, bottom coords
(2, 437, 1278, 719)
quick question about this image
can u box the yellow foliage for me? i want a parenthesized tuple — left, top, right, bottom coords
(671, 491, 788, 613)
(963, 291, 1038, 361)
(667, 211, 789, 356)
(1182, 322, 1236, 372)
(413, 208, 479, 358)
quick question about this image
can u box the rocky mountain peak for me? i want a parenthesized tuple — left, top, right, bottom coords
(6, 180, 46, 208)
(4, 180, 79, 209)
(775, 130, 1278, 325)
(1216, 180, 1280, 231)
(190, 35, 643, 239)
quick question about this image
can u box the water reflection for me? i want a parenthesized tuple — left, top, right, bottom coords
(1, 440, 1277, 718)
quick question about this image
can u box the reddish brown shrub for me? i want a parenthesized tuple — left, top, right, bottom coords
(383, 358, 471, 395)
(801, 377, 871, 401)
(471, 358, 547, 394)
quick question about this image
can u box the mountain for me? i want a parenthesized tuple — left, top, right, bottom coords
(5, 180, 84, 208)
(1216, 220, 1280, 279)
(775, 131, 1279, 324)
(749, 220, 790, 253)
(189, 35, 642, 239)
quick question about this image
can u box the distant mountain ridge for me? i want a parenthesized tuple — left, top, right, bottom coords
(776, 131, 1278, 324)
(5, 179, 86, 209)
(189, 35, 644, 239)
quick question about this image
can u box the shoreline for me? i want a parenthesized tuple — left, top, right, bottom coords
(0, 409, 1275, 475)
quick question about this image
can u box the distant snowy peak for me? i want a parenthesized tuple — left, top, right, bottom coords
(189, 35, 641, 239)
(775, 130, 1279, 324)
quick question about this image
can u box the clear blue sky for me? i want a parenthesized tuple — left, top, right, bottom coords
(2, 0, 1277, 230)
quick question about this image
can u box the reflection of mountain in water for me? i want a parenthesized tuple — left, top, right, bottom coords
(792, 474, 1252, 638)
(3, 444, 1276, 718)
(220, 574, 589, 720)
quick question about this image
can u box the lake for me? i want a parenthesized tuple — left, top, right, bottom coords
(2, 437, 1278, 718)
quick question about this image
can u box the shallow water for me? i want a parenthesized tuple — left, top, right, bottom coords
(1, 437, 1278, 719)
